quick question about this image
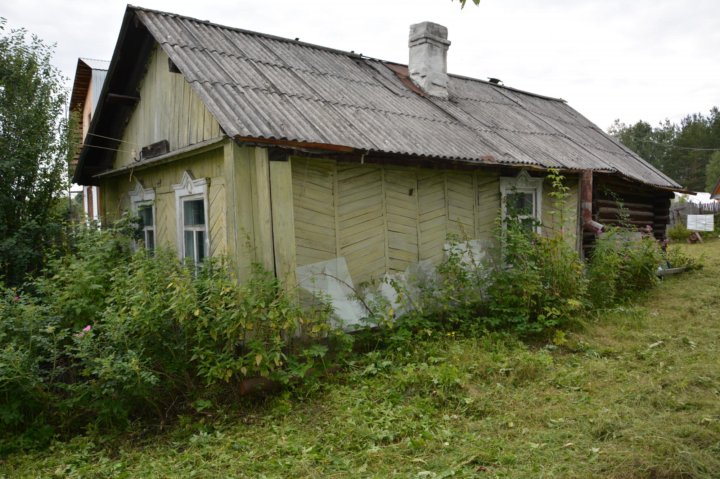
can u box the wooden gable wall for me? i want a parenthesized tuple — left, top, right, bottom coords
(113, 44, 222, 169)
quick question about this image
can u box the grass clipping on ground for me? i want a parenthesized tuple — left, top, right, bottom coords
(2, 242, 720, 479)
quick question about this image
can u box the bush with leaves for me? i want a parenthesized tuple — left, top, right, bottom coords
(189, 261, 345, 387)
(587, 228, 662, 308)
(0, 289, 63, 450)
(485, 219, 586, 334)
(667, 223, 691, 242)
(381, 170, 586, 338)
(665, 244, 704, 272)
(0, 18, 71, 286)
(0, 221, 350, 448)
(484, 169, 586, 333)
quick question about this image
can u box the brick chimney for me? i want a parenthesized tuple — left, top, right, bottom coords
(408, 22, 451, 98)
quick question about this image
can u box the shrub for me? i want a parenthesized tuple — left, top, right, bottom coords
(587, 228, 662, 308)
(485, 169, 586, 333)
(485, 218, 586, 334)
(0, 222, 349, 447)
(0, 289, 63, 449)
(667, 223, 691, 242)
(384, 169, 586, 338)
(189, 261, 344, 387)
(665, 245, 704, 272)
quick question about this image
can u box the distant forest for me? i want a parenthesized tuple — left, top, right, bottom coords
(609, 107, 720, 192)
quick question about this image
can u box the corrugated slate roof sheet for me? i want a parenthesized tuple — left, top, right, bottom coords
(132, 7, 679, 189)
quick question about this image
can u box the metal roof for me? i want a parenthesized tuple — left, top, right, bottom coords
(80, 6, 681, 189)
(80, 58, 110, 71)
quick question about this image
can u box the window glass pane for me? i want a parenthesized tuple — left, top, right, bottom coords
(138, 205, 153, 227)
(196, 231, 206, 262)
(183, 199, 205, 226)
(520, 217, 535, 233)
(145, 230, 155, 250)
(507, 192, 534, 216)
(184, 230, 195, 259)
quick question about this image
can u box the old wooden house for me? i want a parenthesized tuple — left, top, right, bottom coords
(73, 6, 681, 321)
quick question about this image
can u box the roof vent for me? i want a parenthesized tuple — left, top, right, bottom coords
(488, 77, 503, 85)
(409, 22, 451, 98)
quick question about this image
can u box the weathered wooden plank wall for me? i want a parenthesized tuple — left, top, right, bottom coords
(591, 176, 673, 243)
(292, 159, 510, 284)
(385, 167, 419, 273)
(337, 164, 386, 283)
(113, 45, 222, 169)
(292, 158, 338, 265)
(417, 170, 447, 264)
(101, 147, 226, 256)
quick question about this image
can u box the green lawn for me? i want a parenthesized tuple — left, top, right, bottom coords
(2, 242, 720, 478)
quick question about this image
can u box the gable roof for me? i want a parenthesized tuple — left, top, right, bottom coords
(75, 5, 681, 190)
(69, 58, 110, 114)
(711, 177, 720, 199)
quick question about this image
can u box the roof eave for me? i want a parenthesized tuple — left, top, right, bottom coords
(73, 6, 154, 185)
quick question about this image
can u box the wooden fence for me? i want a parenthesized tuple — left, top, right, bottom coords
(669, 201, 720, 228)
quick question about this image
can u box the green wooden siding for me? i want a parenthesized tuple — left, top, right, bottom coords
(291, 159, 521, 284)
(113, 45, 221, 170)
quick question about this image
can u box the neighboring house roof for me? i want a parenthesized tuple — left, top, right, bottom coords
(711, 177, 720, 199)
(69, 58, 109, 170)
(69, 58, 110, 114)
(75, 6, 681, 190)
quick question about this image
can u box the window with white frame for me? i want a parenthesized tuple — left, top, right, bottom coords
(137, 204, 155, 250)
(499, 170, 543, 234)
(173, 171, 209, 264)
(181, 198, 206, 263)
(129, 180, 156, 250)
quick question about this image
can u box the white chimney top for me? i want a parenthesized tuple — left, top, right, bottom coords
(408, 22, 451, 98)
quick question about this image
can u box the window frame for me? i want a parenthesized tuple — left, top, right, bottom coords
(128, 180, 156, 250)
(173, 171, 210, 264)
(499, 170, 544, 234)
(136, 203, 156, 251)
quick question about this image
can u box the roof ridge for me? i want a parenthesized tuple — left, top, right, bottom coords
(80, 57, 110, 63)
(130, 5, 367, 60)
(131, 4, 563, 102)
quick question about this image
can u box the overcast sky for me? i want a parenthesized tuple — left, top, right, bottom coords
(4, 0, 720, 131)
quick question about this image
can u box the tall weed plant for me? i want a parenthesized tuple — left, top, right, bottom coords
(0, 221, 348, 450)
(486, 170, 586, 333)
(385, 169, 587, 339)
(586, 228, 662, 308)
(382, 169, 666, 341)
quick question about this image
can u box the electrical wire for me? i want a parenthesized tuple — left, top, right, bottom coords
(80, 143, 133, 154)
(86, 132, 139, 146)
(632, 138, 720, 152)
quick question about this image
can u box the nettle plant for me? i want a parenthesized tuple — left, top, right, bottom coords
(485, 169, 586, 334)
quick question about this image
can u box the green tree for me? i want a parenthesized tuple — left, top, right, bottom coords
(608, 119, 675, 173)
(0, 19, 69, 285)
(705, 151, 720, 193)
(611, 108, 720, 191)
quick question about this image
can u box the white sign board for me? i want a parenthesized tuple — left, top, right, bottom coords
(687, 214, 714, 232)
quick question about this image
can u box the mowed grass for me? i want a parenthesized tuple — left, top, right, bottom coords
(2, 242, 720, 478)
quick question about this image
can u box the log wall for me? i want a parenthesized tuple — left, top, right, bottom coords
(584, 175, 674, 252)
